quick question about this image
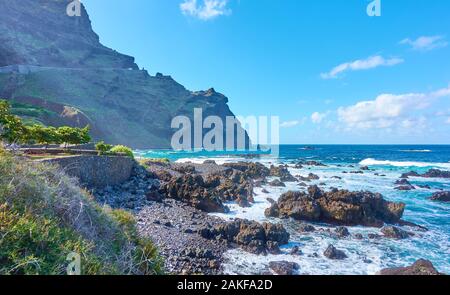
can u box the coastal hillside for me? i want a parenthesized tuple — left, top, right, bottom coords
(0, 147, 163, 275)
(0, 0, 249, 148)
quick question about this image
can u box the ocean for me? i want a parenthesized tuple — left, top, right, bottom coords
(136, 145, 450, 275)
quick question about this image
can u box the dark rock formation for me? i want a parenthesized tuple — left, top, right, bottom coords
(298, 223, 316, 233)
(335, 226, 350, 238)
(324, 244, 347, 260)
(265, 186, 405, 227)
(401, 169, 450, 179)
(378, 259, 443, 275)
(0, 0, 249, 149)
(297, 173, 320, 182)
(300, 160, 327, 167)
(395, 179, 412, 186)
(162, 174, 229, 213)
(269, 261, 299, 275)
(395, 185, 415, 191)
(381, 226, 410, 239)
(200, 219, 290, 255)
(270, 165, 297, 182)
(150, 161, 259, 212)
(269, 179, 286, 187)
(429, 191, 450, 202)
(222, 162, 270, 179)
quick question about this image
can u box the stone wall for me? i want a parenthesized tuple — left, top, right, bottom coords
(40, 155, 135, 188)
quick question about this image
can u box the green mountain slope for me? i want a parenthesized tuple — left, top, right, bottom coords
(0, 0, 249, 149)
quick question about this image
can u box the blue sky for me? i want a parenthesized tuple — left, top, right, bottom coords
(83, 0, 450, 144)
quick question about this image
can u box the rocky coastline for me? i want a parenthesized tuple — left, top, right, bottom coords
(88, 158, 446, 275)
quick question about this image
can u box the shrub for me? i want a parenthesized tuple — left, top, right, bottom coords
(0, 100, 28, 144)
(57, 125, 91, 147)
(27, 125, 61, 146)
(0, 150, 163, 275)
(110, 145, 134, 158)
(95, 141, 113, 155)
(1, 99, 92, 146)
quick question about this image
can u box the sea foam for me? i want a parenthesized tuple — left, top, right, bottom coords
(360, 158, 450, 169)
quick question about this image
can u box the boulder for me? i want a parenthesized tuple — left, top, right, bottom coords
(378, 259, 443, 275)
(335, 226, 350, 238)
(269, 261, 300, 275)
(402, 169, 450, 179)
(269, 179, 286, 187)
(381, 226, 410, 239)
(265, 186, 405, 227)
(395, 185, 415, 191)
(430, 191, 450, 202)
(201, 219, 290, 255)
(161, 174, 228, 213)
(297, 173, 320, 182)
(298, 223, 316, 233)
(222, 162, 270, 179)
(290, 246, 302, 255)
(269, 165, 297, 182)
(323, 244, 347, 260)
(395, 179, 412, 186)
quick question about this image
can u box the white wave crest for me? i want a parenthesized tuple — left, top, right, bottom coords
(360, 158, 450, 169)
(399, 149, 432, 153)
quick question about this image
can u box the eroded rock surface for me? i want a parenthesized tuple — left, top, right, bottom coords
(378, 259, 443, 275)
(265, 186, 405, 227)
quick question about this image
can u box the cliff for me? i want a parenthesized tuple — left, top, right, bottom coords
(0, 0, 249, 149)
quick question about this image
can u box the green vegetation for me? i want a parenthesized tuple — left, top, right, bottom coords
(0, 99, 91, 146)
(140, 158, 171, 166)
(95, 142, 134, 159)
(0, 147, 163, 275)
(110, 145, 134, 159)
(10, 102, 56, 118)
(26, 125, 61, 146)
(0, 100, 29, 143)
(57, 125, 91, 147)
(95, 141, 113, 155)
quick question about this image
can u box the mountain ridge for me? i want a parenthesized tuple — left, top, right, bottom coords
(0, 0, 249, 149)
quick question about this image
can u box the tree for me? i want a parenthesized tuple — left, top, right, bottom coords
(1, 99, 92, 147)
(95, 141, 113, 155)
(57, 125, 91, 147)
(0, 100, 28, 144)
(78, 125, 91, 145)
(27, 125, 61, 147)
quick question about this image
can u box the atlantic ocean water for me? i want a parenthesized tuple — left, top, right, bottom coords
(136, 145, 450, 274)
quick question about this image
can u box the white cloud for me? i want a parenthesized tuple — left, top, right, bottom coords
(337, 86, 450, 129)
(446, 117, 450, 124)
(320, 55, 404, 79)
(311, 112, 328, 124)
(400, 35, 448, 51)
(180, 0, 231, 20)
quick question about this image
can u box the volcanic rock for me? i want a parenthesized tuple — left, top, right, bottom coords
(265, 186, 405, 227)
(378, 259, 443, 275)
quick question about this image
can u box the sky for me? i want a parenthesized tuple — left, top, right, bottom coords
(82, 0, 450, 144)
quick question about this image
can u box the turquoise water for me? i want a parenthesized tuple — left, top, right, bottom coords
(136, 145, 450, 274)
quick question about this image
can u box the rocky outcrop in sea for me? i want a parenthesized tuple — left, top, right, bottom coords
(265, 185, 405, 227)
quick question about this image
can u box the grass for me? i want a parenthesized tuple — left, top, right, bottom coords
(139, 158, 171, 167)
(0, 146, 164, 275)
(10, 102, 56, 118)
